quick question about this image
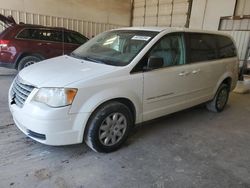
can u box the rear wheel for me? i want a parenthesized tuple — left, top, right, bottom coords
(206, 83, 229, 112)
(17, 56, 41, 71)
(84, 101, 133, 153)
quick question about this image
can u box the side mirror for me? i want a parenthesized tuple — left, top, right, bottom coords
(147, 56, 164, 70)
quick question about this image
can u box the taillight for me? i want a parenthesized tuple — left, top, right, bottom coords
(0, 40, 9, 48)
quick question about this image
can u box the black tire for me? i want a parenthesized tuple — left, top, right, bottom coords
(17, 56, 41, 71)
(84, 101, 133, 153)
(206, 83, 230, 112)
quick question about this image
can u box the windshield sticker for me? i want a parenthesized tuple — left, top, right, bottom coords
(131, 36, 151, 41)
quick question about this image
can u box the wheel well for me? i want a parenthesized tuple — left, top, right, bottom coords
(89, 98, 136, 124)
(222, 77, 232, 89)
(83, 98, 136, 141)
(99, 98, 136, 123)
(113, 98, 136, 123)
(15, 53, 45, 69)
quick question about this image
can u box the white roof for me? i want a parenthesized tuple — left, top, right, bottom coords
(113, 27, 231, 37)
(115, 27, 182, 32)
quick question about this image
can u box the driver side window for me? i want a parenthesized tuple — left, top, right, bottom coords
(149, 34, 184, 67)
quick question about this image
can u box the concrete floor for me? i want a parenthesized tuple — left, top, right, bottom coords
(1, 67, 250, 188)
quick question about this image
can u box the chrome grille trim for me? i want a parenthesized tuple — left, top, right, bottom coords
(11, 77, 35, 108)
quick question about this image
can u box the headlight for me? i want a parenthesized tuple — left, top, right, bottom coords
(33, 88, 77, 107)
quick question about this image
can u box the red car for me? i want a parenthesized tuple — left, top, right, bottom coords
(0, 14, 88, 71)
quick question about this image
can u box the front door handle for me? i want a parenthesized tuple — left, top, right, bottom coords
(178, 71, 190, 76)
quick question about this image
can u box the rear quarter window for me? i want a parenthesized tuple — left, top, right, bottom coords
(186, 33, 237, 64)
(217, 35, 237, 58)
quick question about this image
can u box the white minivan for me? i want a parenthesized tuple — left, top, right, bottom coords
(9, 27, 238, 152)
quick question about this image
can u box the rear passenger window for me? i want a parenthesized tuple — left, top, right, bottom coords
(47, 30, 63, 42)
(33, 30, 63, 42)
(217, 35, 237, 58)
(186, 33, 217, 63)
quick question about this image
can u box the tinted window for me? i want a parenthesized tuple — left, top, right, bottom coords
(149, 34, 184, 67)
(17, 29, 63, 42)
(17, 29, 33, 39)
(48, 30, 63, 42)
(217, 35, 236, 58)
(186, 33, 217, 63)
(65, 32, 88, 44)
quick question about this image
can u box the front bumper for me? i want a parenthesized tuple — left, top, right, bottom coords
(9, 91, 90, 146)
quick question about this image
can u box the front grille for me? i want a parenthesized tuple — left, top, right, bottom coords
(11, 77, 35, 108)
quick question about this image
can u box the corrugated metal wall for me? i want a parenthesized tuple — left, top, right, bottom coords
(132, 0, 191, 27)
(235, 0, 250, 16)
(219, 0, 250, 62)
(219, 17, 250, 61)
(220, 18, 250, 31)
(0, 8, 123, 38)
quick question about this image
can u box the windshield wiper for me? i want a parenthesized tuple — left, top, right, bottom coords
(70, 53, 106, 64)
(84, 56, 106, 64)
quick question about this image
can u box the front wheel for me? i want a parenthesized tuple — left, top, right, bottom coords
(17, 56, 42, 71)
(84, 101, 133, 153)
(206, 83, 229, 112)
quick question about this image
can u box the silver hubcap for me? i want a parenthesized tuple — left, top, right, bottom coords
(99, 113, 127, 146)
(217, 88, 228, 109)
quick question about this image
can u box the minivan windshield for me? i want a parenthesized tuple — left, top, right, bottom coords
(71, 30, 158, 66)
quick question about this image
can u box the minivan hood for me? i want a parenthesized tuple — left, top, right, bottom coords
(0, 14, 16, 25)
(18, 55, 119, 87)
